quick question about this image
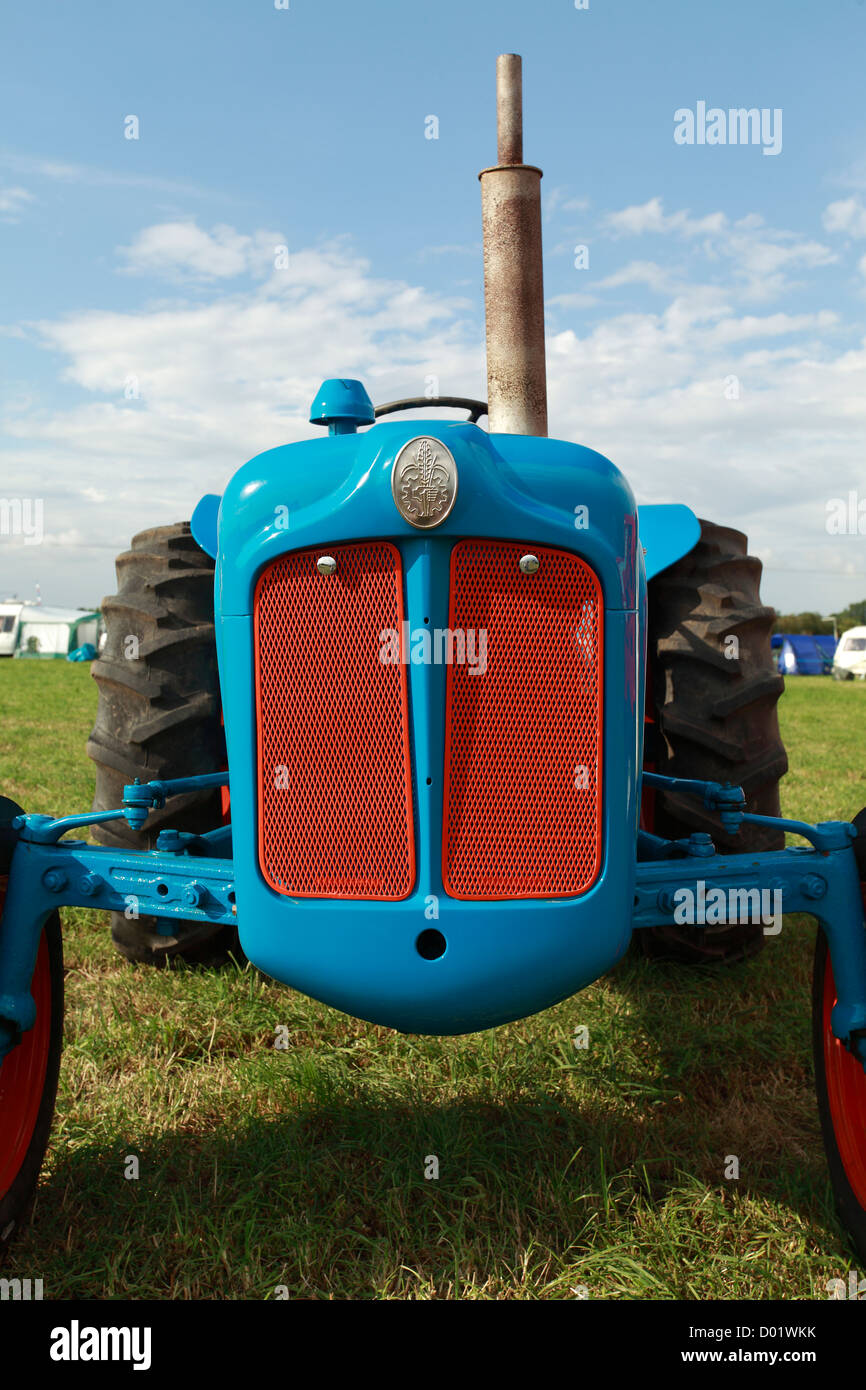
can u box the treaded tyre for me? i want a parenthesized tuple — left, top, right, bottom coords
(87, 522, 238, 966)
(640, 518, 788, 964)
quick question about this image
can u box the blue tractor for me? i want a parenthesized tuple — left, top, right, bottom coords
(2, 56, 865, 1265)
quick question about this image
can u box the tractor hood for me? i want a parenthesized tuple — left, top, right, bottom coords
(192, 452, 700, 585)
(211, 418, 642, 616)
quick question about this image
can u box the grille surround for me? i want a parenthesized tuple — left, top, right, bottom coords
(442, 538, 603, 900)
(254, 541, 415, 900)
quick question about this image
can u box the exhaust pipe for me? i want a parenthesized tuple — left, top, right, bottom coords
(479, 54, 548, 437)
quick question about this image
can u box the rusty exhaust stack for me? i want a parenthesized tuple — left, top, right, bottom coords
(479, 54, 548, 436)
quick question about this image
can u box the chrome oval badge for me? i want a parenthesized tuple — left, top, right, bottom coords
(391, 436, 458, 529)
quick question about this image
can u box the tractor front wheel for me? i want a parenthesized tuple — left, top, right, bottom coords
(0, 884, 63, 1257)
(811, 808, 866, 1263)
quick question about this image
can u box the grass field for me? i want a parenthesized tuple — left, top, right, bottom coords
(2, 662, 865, 1300)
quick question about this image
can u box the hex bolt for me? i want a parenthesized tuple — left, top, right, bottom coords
(800, 874, 828, 901)
(78, 873, 101, 897)
(182, 882, 206, 908)
(317, 556, 337, 576)
(519, 554, 539, 574)
(42, 867, 68, 893)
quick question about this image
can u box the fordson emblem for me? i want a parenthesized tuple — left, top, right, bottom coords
(391, 436, 458, 529)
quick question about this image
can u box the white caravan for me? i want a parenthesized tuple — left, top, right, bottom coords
(833, 626, 866, 680)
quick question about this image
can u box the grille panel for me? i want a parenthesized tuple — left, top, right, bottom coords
(255, 541, 414, 899)
(442, 539, 603, 899)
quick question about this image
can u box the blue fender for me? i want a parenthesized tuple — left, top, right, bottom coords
(638, 503, 701, 581)
(191, 493, 221, 559)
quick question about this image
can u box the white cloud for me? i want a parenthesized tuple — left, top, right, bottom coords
(602, 196, 836, 301)
(0, 151, 206, 197)
(12, 238, 477, 469)
(546, 291, 600, 312)
(724, 231, 837, 300)
(823, 198, 866, 238)
(0, 185, 34, 221)
(706, 310, 837, 344)
(3, 216, 865, 614)
(604, 196, 726, 239)
(597, 261, 680, 294)
(117, 221, 286, 281)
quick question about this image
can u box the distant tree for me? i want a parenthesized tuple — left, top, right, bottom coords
(835, 598, 866, 633)
(772, 611, 835, 636)
(773, 599, 866, 637)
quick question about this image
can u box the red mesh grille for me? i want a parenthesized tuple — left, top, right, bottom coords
(442, 539, 603, 899)
(255, 541, 414, 899)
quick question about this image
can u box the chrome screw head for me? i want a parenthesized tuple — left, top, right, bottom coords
(519, 553, 539, 575)
(317, 555, 338, 575)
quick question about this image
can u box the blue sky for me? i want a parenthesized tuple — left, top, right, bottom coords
(2, 0, 865, 613)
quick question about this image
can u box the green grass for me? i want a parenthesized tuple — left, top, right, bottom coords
(2, 664, 866, 1299)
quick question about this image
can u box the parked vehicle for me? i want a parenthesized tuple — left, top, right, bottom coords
(833, 626, 866, 680)
(0, 602, 23, 658)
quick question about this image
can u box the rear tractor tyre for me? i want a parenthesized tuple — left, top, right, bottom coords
(640, 518, 788, 965)
(86, 523, 238, 967)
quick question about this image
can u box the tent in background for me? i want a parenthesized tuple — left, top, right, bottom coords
(771, 633, 837, 676)
(14, 606, 102, 659)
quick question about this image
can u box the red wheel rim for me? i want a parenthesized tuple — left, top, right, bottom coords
(822, 942, 866, 1210)
(0, 883, 53, 1201)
